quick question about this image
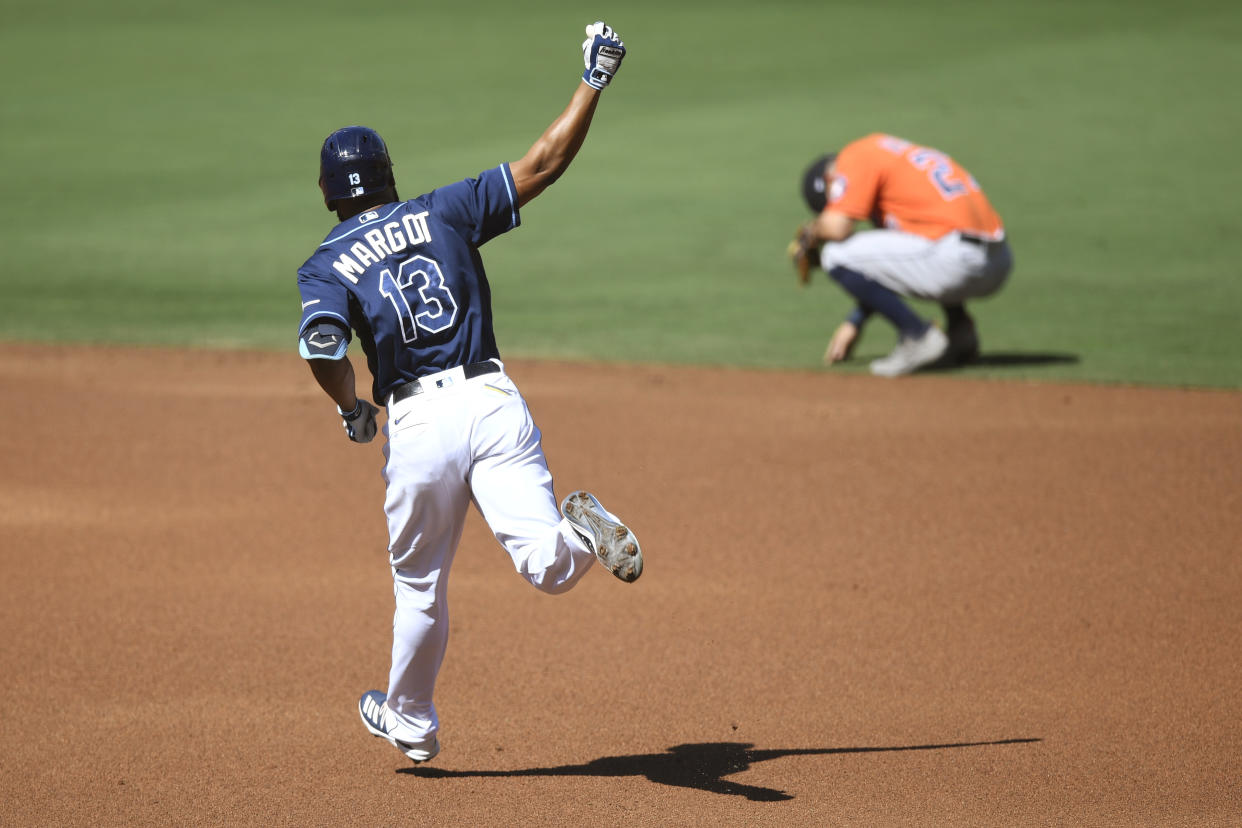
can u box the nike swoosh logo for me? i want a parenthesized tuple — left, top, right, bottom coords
(390, 410, 433, 427)
(302, 299, 320, 309)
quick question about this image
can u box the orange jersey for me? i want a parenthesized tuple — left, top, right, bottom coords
(827, 133, 1004, 240)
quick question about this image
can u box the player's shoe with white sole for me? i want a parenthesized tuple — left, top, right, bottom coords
(358, 690, 441, 763)
(561, 490, 643, 583)
(870, 325, 949, 377)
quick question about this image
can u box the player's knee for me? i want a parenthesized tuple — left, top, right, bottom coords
(821, 239, 859, 272)
(521, 565, 585, 595)
(517, 544, 593, 595)
(529, 577, 578, 596)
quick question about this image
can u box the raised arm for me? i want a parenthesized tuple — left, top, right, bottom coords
(510, 83, 601, 207)
(509, 22, 626, 208)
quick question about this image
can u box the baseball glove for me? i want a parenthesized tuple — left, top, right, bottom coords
(787, 221, 820, 286)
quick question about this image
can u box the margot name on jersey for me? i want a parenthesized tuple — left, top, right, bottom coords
(330, 209, 433, 284)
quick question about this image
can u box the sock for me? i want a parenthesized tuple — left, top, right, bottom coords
(828, 266, 926, 338)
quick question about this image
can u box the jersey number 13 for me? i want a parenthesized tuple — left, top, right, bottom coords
(378, 255, 459, 342)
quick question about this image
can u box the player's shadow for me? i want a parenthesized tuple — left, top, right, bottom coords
(966, 352, 1079, 367)
(906, 350, 1079, 375)
(918, 351, 1080, 373)
(397, 737, 1040, 801)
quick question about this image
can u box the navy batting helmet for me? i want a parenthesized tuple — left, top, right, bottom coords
(319, 126, 396, 211)
(801, 153, 837, 214)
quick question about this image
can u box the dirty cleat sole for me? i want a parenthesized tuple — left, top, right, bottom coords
(561, 490, 643, 583)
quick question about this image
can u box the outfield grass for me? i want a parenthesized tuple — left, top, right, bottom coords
(1, 0, 1239, 387)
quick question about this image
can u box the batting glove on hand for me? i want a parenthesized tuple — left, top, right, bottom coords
(338, 399, 379, 444)
(582, 22, 625, 89)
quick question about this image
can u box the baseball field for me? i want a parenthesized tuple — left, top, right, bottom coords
(2, 1, 1240, 825)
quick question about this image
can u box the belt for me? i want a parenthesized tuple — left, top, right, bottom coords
(958, 232, 1003, 246)
(390, 361, 501, 405)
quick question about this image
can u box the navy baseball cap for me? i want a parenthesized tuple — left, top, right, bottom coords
(801, 153, 837, 213)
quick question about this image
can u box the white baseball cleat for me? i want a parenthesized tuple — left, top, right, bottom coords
(561, 490, 643, 583)
(870, 325, 949, 377)
(358, 690, 440, 763)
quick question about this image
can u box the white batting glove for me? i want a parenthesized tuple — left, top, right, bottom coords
(338, 399, 379, 443)
(582, 22, 625, 89)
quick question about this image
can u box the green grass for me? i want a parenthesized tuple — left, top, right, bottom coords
(1, 0, 1240, 386)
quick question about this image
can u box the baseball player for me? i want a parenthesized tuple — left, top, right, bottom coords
(296, 22, 641, 765)
(790, 133, 1014, 376)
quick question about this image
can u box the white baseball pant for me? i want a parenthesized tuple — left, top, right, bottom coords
(821, 229, 1012, 305)
(377, 361, 598, 747)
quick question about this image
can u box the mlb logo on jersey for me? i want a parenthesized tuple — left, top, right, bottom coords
(360, 211, 379, 223)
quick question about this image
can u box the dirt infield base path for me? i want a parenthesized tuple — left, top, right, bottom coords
(1, 344, 1239, 827)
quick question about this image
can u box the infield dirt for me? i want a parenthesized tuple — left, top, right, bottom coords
(1, 344, 1239, 826)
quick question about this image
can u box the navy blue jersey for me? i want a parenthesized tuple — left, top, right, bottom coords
(297, 164, 521, 404)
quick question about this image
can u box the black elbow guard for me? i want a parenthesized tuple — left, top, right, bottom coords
(298, 319, 350, 360)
